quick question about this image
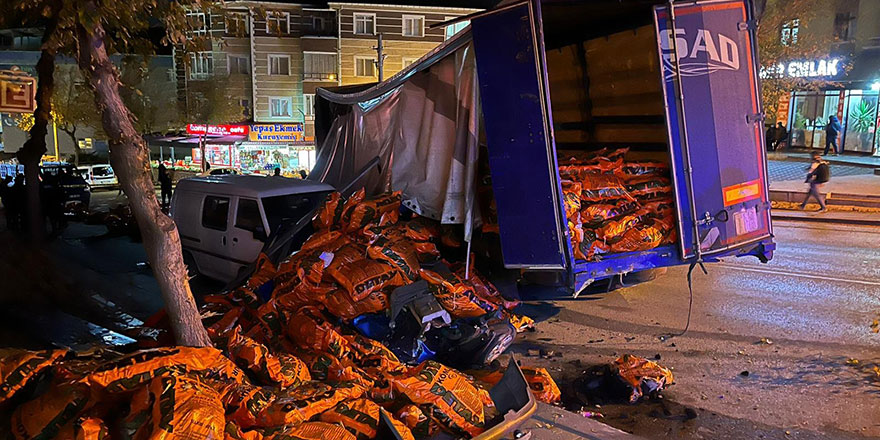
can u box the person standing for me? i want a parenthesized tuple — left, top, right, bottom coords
(801, 152, 830, 212)
(774, 122, 788, 150)
(823, 115, 841, 156)
(158, 163, 172, 208)
(272, 167, 283, 177)
(765, 124, 776, 151)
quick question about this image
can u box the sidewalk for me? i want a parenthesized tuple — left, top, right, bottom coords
(767, 149, 880, 168)
(771, 206, 880, 225)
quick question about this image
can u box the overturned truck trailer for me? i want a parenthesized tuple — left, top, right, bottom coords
(311, 0, 775, 293)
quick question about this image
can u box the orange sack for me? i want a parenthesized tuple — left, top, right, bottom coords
(345, 191, 402, 233)
(328, 258, 405, 301)
(580, 174, 635, 202)
(286, 309, 352, 360)
(395, 404, 437, 438)
(259, 381, 366, 425)
(295, 351, 375, 389)
(246, 253, 277, 290)
(145, 374, 226, 439)
(614, 354, 674, 403)
(84, 347, 245, 394)
(11, 382, 90, 440)
(390, 360, 486, 437)
(314, 191, 344, 230)
(326, 243, 367, 274)
(301, 229, 350, 252)
(420, 269, 497, 318)
(367, 237, 421, 282)
(0, 348, 68, 403)
(74, 417, 110, 440)
(275, 249, 331, 289)
(227, 327, 311, 388)
(260, 421, 358, 440)
(561, 180, 582, 220)
(469, 366, 561, 404)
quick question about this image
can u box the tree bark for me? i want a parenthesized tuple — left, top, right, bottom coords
(62, 127, 81, 166)
(16, 19, 60, 243)
(76, 11, 211, 347)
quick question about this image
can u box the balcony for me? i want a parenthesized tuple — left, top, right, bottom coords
(302, 28, 337, 38)
(303, 72, 337, 82)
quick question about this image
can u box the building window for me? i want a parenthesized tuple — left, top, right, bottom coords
(226, 12, 249, 36)
(834, 13, 856, 41)
(268, 54, 290, 75)
(266, 11, 289, 35)
(402, 57, 418, 69)
(304, 94, 315, 118)
(270, 97, 292, 118)
(402, 15, 424, 37)
(355, 56, 376, 77)
(354, 13, 375, 35)
(312, 17, 326, 31)
(445, 18, 469, 40)
(228, 55, 249, 74)
(304, 52, 337, 81)
(202, 196, 230, 231)
(189, 52, 213, 80)
(187, 11, 208, 35)
(781, 19, 799, 46)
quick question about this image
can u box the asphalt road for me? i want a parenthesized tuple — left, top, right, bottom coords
(514, 220, 880, 439)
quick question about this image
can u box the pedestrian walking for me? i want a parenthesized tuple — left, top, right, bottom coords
(801, 152, 830, 212)
(158, 163, 172, 208)
(774, 122, 788, 150)
(823, 115, 841, 156)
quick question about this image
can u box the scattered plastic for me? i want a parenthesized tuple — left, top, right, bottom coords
(580, 411, 604, 418)
(757, 337, 773, 345)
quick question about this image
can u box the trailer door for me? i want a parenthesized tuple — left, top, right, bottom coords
(470, 1, 570, 269)
(654, 0, 772, 260)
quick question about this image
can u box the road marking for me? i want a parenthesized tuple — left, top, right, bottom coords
(714, 263, 880, 287)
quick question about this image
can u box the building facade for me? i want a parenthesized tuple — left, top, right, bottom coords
(172, 1, 480, 174)
(768, 0, 880, 155)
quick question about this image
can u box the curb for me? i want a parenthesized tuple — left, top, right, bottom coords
(771, 212, 880, 226)
(768, 154, 880, 169)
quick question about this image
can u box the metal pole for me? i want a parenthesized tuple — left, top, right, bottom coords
(667, 1, 703, 262)
(52, 120, 59, 161)
(375, 33, 384, 82)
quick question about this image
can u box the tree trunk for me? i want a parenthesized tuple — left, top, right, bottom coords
(63, 128, 81, 166)
(76, 11, 211, 347)
(16, 20, 59, 243)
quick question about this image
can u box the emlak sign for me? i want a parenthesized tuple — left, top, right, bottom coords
(760, 58, 841, 79)
(186, 124, 249, 136)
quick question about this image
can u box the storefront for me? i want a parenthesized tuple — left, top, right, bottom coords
(237, 124, 316, 176)
(775, 52, 880, 155)
(148, 123, 317, 174)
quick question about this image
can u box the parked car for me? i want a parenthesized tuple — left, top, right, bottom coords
(77, 164, 118, 189)
(170, 175, 334, 282)
(39, 163, 91, 210)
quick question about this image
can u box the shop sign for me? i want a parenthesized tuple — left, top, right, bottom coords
(776, 95, 790, 124)
(249, 124, 304, 142)
(186, 124, 249, 136)
(761, 58, 840, 79)
(0, 71, 36, 113)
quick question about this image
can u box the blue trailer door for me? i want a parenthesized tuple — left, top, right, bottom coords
(470, 1, 570, 270)
(654, 0, 772, 260)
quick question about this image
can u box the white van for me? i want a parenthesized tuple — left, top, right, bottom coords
(171, 175, 334, 283)
(77, 164, 118, 189)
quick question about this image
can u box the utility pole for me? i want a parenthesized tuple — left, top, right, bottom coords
(373, 33, 386, 82)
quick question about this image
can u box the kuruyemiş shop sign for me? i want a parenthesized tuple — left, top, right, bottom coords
(249, 124, 304, 142)
(760, 58, 841, 79)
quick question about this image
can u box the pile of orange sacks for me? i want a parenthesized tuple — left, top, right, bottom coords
(0, 189, 559, 440)
(559, 149, 678, 260)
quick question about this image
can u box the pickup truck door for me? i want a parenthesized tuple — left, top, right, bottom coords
(654, 0, 773, 260)
(470, 0, 571, 270)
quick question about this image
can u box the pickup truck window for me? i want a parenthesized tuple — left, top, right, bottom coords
(261, 192, 325, 231)
(235, 198, 262, 232)
(202, 196, 230, 231)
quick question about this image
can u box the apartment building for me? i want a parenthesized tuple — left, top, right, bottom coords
(328, 2, 478, 87)
(177, 1, 481, 139)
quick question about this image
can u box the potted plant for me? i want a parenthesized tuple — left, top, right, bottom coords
(847, 100, 876, 152)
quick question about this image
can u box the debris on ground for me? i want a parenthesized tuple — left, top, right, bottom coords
(580, 411, 604, 418)
(0, 190, 557, 439)
(572, 354, 675, 406)
(757, 337, 773, 345)
(846, 358, 860, 366)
